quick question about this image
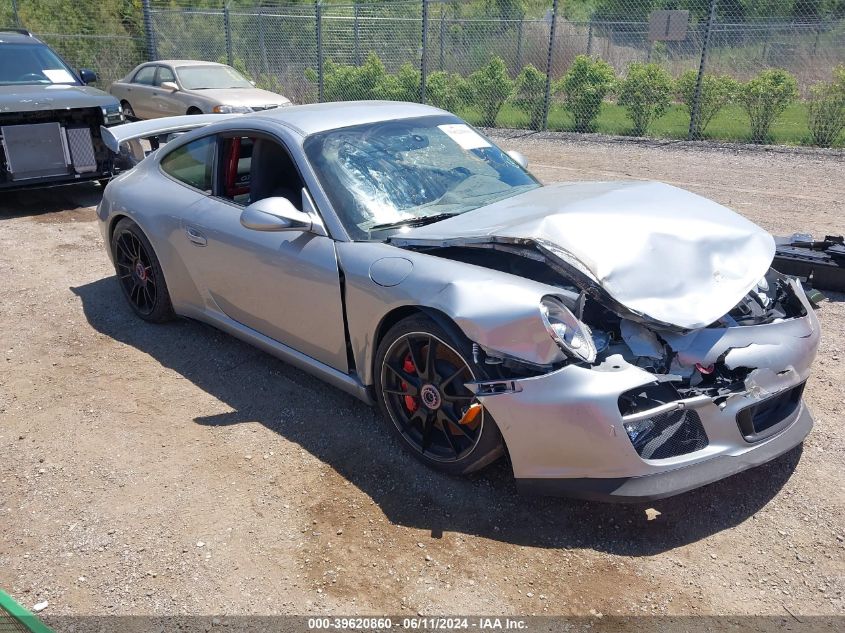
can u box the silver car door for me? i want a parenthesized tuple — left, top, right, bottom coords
(128, 65, 158, 119)
(178, 134, 348, 373)
(152, 66, 184, 117)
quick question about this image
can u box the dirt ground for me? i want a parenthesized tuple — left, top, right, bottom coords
(1, 136, 843, 620)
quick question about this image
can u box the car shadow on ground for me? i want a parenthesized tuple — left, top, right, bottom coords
(0, 183, 102, 219)
(72, 276, 803, 556)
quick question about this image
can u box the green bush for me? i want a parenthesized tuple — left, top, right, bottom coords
(676, 70, 738, 139)
(426, 71, 469, 113)
(510, 64, 548, 130)
(617, 62, 673, 136)
(376, 63, 421, 102)
(554, 55, 616, 132)
(807, 65, 845, 148)
(739, 69, 799, 144)
(305, 52, 390, 102)
(466, 56, 514, 127)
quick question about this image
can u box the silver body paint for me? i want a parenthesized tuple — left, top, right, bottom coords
(97, 102, 820, 500)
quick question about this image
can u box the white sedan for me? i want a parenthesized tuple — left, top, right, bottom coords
(109, 60, 290, 120)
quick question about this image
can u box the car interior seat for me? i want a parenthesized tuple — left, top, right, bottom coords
(249, 138, 302, 209)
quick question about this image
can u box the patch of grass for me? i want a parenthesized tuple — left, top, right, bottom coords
(460, 101, 834, 147)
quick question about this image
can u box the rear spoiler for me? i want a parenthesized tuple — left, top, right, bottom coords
(100, 113, 243, 154)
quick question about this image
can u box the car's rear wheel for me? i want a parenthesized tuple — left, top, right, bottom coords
(374, 314, 504, 475)
(120, 100, 136, 120)
(111, 218, 174, 323)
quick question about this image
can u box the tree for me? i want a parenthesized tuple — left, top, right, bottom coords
(555, 55, 616, 133)
(426, 71, 470, 113)
(807, 65, 845, 147)
(466, 56, 514, 127)
(511, 64, 547, 130)
(676, 70, 738, 138)
(618, 62, 673, 136)
(739, 69, 798, 143)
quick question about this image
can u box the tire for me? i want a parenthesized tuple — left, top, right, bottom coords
(187, 107, 203, 115)
(374, 314, 504, 476)
(120, 100, 136, 120)
(110, 218, 175, 323)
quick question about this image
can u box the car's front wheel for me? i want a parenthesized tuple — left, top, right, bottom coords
(110, 218, 174, 323)
(120, 100, 136, 120)
(374, 314, 504, 475)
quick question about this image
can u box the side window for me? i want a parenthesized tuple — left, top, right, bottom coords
(161, 136, 215, 192)
(133, 66, 156, 85)
(155, 66, 176, 86)
(218, 136, 304, 210)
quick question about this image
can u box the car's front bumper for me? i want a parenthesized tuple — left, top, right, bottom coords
(516, 402, 812, 501)
(472, 279, 820, 502)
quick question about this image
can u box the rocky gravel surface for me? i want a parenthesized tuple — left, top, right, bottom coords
(0, 137, 843, 620)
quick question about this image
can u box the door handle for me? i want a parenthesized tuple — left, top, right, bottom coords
(185, 226, 207, 246)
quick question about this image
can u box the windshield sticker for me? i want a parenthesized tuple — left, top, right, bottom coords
(437, 124, 491, 150)
(43, 68, 76, 83)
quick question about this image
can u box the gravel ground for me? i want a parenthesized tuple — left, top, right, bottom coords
(0, 136, 843, 620)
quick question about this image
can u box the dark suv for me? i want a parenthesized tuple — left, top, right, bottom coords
(0, 29, 124, 190)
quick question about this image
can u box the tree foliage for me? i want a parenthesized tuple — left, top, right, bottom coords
(555, 55, 616, 133)
(425, 70, 470, 113)
(739, 68, 799, 143)
(466, 56, 514, 127)
(510, 64, 547, 130)
(807, 65, 845, 147)
(618, 62, 673, 136)
(676, 70, 739, 138)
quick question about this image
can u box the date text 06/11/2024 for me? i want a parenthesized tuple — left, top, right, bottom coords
(306, 617, 529, 630)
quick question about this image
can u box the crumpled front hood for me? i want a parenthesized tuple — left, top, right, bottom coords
(0, 83, 117, 112)
(391, 181, 775, 330)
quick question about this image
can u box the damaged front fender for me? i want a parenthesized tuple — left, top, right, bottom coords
(336, 241, 580, 386)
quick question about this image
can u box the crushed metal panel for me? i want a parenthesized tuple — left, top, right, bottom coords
(65, 126, 98, 174)
(1, 122, 69, 180)
(393, 181, 776, 331)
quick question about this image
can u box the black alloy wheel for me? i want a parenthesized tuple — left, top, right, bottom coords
(111, 218, 174, 323)
(375, 315, 504, 475)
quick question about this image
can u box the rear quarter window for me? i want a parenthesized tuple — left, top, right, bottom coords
(160, 136, 215, 192)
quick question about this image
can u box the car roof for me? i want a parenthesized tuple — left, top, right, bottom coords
(0, 30, 42, 44)
(252, 101, 448, 136)
(152, 60, 228, 68)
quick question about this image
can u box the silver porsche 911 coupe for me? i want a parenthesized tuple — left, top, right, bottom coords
(97, 101, 820, 501)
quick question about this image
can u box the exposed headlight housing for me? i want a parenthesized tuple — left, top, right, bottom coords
(540, 296, 597, 364)
(213, 104, 252, 114)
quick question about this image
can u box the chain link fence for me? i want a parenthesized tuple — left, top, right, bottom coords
(3, 0, 844, 145)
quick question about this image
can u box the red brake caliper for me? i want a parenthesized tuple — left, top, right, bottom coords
(402, 353, 418, 413)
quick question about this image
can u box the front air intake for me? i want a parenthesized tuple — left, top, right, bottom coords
(623, 409, 709, 460)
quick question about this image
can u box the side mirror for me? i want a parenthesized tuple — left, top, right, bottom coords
(240, 197, 312, 232)
(160, 81, 178, 92)
(506, 149, 528, 170)
(79, 68, 98, 85)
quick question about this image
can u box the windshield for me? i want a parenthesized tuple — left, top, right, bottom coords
(176, 65, 252, 90)
(303, 115, 539, 239)
(0, 43, 79, 86)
